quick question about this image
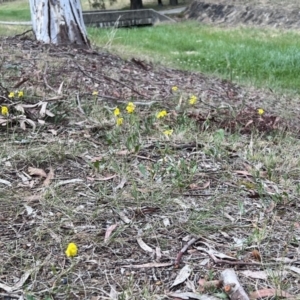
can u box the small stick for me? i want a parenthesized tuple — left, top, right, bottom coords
(174, 237, 198, 267)
(76, 93, 85, 115)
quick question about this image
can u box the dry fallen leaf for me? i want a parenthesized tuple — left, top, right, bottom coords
(251, 249, 261, 261)
(171, 265, 192, 287)
(28, 167, 47, 178)
(137, 237, 153, 253)
(285, 265, 300, 275)
(0, 178, 12, 186)
(104, 224, 118, 243)
(240, 270, 267, 280)
(189, 181, 210, 190)
(24, 194, 42, 202)
(43, 167, 54, 186)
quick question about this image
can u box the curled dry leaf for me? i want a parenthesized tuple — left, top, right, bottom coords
(156, 246, 162, 261)
(171, 265, 192, 287)
(189, 181, 210, 190)
(137, 237, 153, 253)
(18, 116, 36, 131)
(43, 167, 54, 187)
(28, 167, 47, 178)
(57, 81, 64, 95)
(0, 178, 12, 186)
(251, 249, 261, 261)
(104, 224, 118, 243)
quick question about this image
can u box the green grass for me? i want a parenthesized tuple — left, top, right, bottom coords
(0, 0, 31, 21)
(89, 21, 300, 92)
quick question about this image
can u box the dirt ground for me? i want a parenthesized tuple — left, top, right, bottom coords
(0, 1, 300, 299)
(184, 0, 300, 29)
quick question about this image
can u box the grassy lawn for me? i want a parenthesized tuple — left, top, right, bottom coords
(89, 22, 300, 93)
(0, 0, 31, 21)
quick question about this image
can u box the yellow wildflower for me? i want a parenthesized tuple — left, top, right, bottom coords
(1, 106, 8, 116)
(92, 91, 98, 96)
(172, 86, 178, 92)
(65, 242, 78, 258)
(116, 117, 123, 126)
(114, 107, 120, 116)
(18, 91, 24, 98)
(156, 110, 167, 119)
(126, 102, 135, 114)
(189, 95, 197, 105)
(163, 129, 173, 136)
(257, 108, 264, 116)
(8, 92, 15, 99)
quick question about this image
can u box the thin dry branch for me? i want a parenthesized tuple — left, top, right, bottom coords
(174, 237, 199, 267)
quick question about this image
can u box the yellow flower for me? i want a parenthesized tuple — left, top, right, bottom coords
(189, 95, 197, 105)
(114, 107, 120, 116)
(1, 106, 8, 116)
(18, 91, 24, 98)
(65, 242, 78, 258)
(8, 92, 15, 99)
(257, 108, 264, 116)
(163, 129, 173, 136)
(116, 117, 123, 126)
(126, 102, 135, 114)
(156, 110, 167, 119)
(172, 86, 178, 92)
(92, 91, 98, 96)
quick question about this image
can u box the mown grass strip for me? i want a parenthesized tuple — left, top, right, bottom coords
(89, 21, 300, 93)
(0, 0, 31, 21)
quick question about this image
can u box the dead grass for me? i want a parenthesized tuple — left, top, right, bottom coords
(0, 34, 300, 300)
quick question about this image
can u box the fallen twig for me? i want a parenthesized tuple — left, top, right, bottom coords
(174, 237, 199, 267)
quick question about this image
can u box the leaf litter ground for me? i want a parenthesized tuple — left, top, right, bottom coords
(0, 34, 300, 299)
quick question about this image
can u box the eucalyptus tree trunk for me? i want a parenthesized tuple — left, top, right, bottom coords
(29, 0, 90, 47)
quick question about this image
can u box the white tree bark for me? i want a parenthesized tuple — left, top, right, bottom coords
(29, 0, 90, 46)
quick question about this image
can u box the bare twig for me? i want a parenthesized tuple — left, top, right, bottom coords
(174, 237, 199, 267)
(13, 77, 29, 89)
(76, 93, 85, 115)
(43, 63, 57, 92)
